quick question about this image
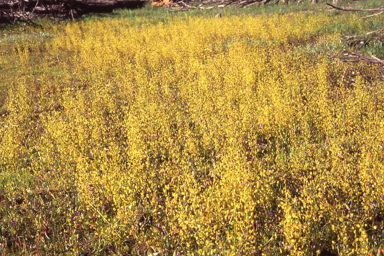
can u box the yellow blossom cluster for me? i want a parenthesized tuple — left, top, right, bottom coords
(1, 12, 384, 254)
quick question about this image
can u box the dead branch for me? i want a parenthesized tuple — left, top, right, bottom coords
(30, 0, 39, 17)
(168, 0, 278, 11)
(352, 11, 384, 21)
(325, 1, 384, 66)
(343, 28, 384, 40)
(325, 2, 384, 12)
(329, 51, 384, 65)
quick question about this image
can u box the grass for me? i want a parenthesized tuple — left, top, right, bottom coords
(1, 0, 384, 255)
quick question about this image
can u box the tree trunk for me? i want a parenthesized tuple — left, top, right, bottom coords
(311, 0, 317, 4)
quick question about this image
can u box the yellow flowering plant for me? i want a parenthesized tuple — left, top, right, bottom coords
(1, 9, 384, 255)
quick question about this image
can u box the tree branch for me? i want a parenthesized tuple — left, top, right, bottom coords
(352, 11, 384, 21)
(329, 51, 384, 65)
(325, 2, 384, 12)
(343, 28, 384, 40)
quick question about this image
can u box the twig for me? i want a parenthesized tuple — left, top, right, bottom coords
(325, 2, 384, 12)
(243, 1, 260, 8)
(343, 28, 384, 40)
(29, 0, 39, 17)
(170, 0, 265, 10)
(329, 51, 384, 65)
(175, 0, 237, 10)
(370, 55, 384, 65)
(89, 202, 110, 224)
(352, 11, 384, 21)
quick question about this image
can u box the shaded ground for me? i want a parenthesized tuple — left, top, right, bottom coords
(0, 0, 146, 24)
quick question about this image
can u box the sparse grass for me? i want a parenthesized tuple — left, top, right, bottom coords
(1, 1, 384, 255)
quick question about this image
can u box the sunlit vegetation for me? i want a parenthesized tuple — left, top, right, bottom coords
(1, 7, 384, 255)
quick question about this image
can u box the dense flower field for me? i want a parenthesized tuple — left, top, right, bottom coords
(1, 12, 384, 255)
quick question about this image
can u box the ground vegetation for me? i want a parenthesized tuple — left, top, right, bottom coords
(1, 0, 384, 255)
